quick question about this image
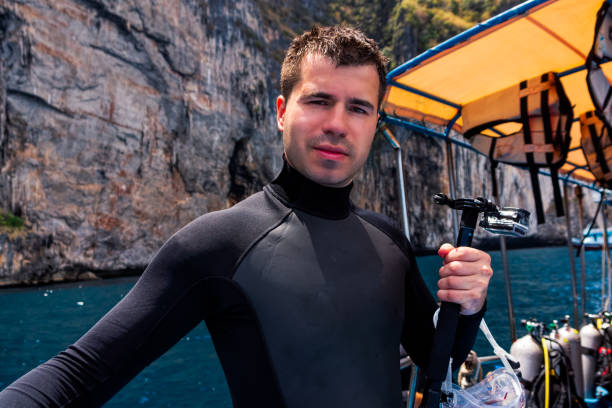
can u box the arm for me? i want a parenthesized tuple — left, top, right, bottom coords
(400, 243, 486, 370)
(0, 221, 217, 407)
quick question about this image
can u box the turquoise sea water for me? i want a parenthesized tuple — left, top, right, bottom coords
(0, 246, 607, 406)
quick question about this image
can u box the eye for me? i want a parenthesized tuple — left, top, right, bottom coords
(308, 99, 329, 106)
(349, 105, 369, 114)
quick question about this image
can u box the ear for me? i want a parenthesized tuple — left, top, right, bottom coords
(276, 95, 286, 132)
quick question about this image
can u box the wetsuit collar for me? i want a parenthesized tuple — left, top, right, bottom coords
(269, 159, 353, 220)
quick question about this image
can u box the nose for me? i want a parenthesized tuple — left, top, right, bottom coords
(322, 104, 347, 138)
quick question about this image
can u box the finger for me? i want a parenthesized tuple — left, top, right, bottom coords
(438, 275, 486, 291)
(439, 262, 493, 278)
(437, 243, 455, 259)
(437, 287, 484, 305)
(443, 247, 490, 263)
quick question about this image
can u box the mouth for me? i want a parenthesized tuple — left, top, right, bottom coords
(313, 145, 348, 160)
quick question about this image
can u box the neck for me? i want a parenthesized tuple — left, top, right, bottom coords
(269, 160, 353, 219)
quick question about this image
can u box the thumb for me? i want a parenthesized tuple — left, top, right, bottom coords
(438, 243, 455, 259)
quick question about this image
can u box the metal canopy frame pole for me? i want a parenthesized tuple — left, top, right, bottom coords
(446, 140, 459, 237)
(492, 166, 517, 342)
(576, 186, 587, 324)
(563, 183, 580, 327)
(602, 191, 611, 311)
(602, 204, 607, 311)
(380, 126, 411, 239)
(379, 126, 418, 408)
(394, 142, 418, 408)
(444, 115, 461, 238)
(604, 215, 612, 312)
(500, 228, 516, 342)
(601, 225, 607, 310)
(396, 146, 411, 238)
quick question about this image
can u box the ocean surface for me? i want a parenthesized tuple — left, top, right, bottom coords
(0, 246, 607, 406)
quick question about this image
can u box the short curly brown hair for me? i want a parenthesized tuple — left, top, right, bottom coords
(281, 25, 389, 106)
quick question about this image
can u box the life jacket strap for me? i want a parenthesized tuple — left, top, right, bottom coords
(521, 80, 546, 224)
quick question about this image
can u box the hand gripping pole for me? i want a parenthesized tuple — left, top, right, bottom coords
(421, 194, 529, 408)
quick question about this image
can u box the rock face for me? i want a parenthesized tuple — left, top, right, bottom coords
(0, 0, 287, 284)
(0, 0, 599, 285)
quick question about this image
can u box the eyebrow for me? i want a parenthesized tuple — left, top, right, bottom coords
(302, 91, 335, 101)
(347, 97, 375, 112)
(302, 92, 375, 112)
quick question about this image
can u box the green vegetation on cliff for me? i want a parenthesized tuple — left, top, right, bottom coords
(389, 0, 524, 53)
(328, 0, 525, 66)
(253, 0, 525, 69)
(0, 211, 24, 230)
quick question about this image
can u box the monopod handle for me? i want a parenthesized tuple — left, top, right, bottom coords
(457, 226, 474, 247)
(422, 302, 461, 408)
(422, 204, 481, 408)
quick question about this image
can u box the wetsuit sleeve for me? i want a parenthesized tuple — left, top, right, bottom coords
(0, 191, 291, 408)
(452, 302, 486, 367)
(0, 202, 272, 408)
(0, 215, 232, 407)
(401, 245, 485, 370)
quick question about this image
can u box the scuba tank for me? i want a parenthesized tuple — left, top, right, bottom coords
(556, 316, 584, 398)
(547, 321, 565, 374)
(596, 316, 612, 393)
(510, 321, 543, 387)
(580, 315, 603, 399)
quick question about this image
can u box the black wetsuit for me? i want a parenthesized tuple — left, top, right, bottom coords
(0, 161, 484, 407)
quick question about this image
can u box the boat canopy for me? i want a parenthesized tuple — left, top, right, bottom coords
(383, 0, 612, 188)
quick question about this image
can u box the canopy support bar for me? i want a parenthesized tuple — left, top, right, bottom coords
(446, 140, 459, 238)
(445, 112, 462, 236)
(379, 125, 418, 408)
(601, 191, 611, 311)
(389, 81, 461, 109)
(492, 166, 517, 342)
(576, 186, 587, 325)
(563, 183, 580, 327)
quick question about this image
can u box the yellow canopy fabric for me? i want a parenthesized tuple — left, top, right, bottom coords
(383, 0, 612, 185)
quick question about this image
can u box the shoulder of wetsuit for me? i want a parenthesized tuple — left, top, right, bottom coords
(147, 190, 292, 279)
(352, 207, 415, 260)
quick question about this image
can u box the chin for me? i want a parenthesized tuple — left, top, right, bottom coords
(309, 172, 351, 188)
(295, 158, 353, 187)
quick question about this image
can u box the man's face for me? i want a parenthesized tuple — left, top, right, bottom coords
(276, 54, 380, 188)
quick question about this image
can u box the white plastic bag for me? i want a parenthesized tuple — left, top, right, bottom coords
(451, 367, 525, 408)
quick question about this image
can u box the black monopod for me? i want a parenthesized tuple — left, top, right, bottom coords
(420, 193, 530, 408)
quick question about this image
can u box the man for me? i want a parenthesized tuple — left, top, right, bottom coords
(0, 25, 492, 407)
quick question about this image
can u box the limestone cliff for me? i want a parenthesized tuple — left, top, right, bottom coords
(0, 0, 598, 285)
